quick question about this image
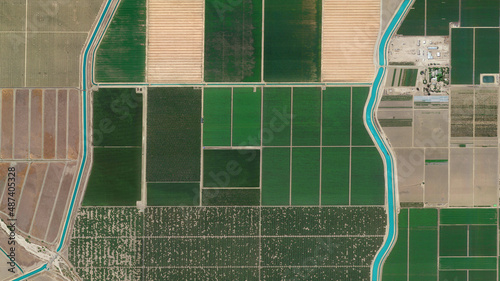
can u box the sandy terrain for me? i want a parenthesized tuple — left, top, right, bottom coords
(67, 90, 80, 160)
(0, 231, 40, 270)
(31, 163, 65, 239)
(13, 89, 29, 159)
(1, 90, 14, 159)
(43, 90, 56, 159)
(395, 148, 424, 203)
(322, 0, 380, 82)
(449, 148, 473, 207)
(424, 149, 448, 206)
(413, 110, 449, 147)
(56, 90, 67, 159)
(16, 163, 48, 233)
(29, 89, 43, 159)
(0, 162, 28, 215)
(46, 162, 77, 244)
(147, 0, 204, 83)
(474, 148, 498, 206)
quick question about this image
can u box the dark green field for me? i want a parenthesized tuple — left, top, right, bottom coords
(426, 0, 459, 36)
(439, 226, 467, 256)
(439, 271, 467, 281)
(92, 88, 142, 147)
(409, 209, 438, 280)
(203, 149, 260, 187)
(204, 0, 262, 82)
(401, 69, 418, 87)
(468, 225, 497, 256)
(232, 88, 261, 146)
(461, 0, 500, 27)
(440, 257, 497, 270)
(146, 88, 201, 182)
(262, 148, 290, 206)
(474, 28, 500, 85)
(397, 0, 425, 35)
(350, 147, 384, 205)
(202, 189, 260, 206)
(322, 87, 350, 146)
(262, 88, 291, 146)
(451, 28, 474, 85)
(84, 148, 141, 206)
(321, 147, 349, 205)
(95, 0, 146, 82)
(440, 208, 498, 224)
(382, 209, 408, 281)
(469, 271, 497, 281)
(351, 87, 373, 145)
(264, 0, 321, 81)
(291, 147, 320, 205)
(203, 88, 231, 146)
(292, 87, 321, 146)
(147, 183, 199, 206)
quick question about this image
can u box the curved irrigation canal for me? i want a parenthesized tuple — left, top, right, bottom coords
(12, 0, 413, 280)
(369, 0, 413, 280)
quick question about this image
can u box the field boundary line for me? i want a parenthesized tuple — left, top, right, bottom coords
(43, 162, 68, 241)
(28, 163, 51, 233)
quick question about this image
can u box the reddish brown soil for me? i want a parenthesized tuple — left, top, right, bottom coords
(29, 90, 43, 159)
(13, 89, 29, 159)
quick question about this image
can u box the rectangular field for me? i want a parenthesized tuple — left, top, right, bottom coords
(147, 88, 201, 182)
(232, 88, 261, 146)
(426, 0, 459, 36)
(204, 0, 262, 82)
(439, 257, 497, 270)
(382, 209, 408, 281)
(450, 88, 474, 137)
(262, 88, 291, 146)
(351, 87, 373, 145)
(321, 147, 349, 205)
(201, 189, 260, 206)
(449, 148, 473, 206)
(291, 147, 320, 205)
(440, 209, 498, 224)
(451, 28, 474, 85)
(474, 28, 499, 85)
(322, 87, 350, 146)
(0, 34, 25, 87)
(264, 0, 321, 82)
(262, 148, 290, 206)
(203, 149, 260, 187)
(461, 0, 500, 27)
(203, 88, 231, 146)
(408, 209, 438, 281)
(292, 87, 321, 146)
(147, 0, 203, 83)
(397, 0, 425, 36)
(439, 226, 467, 256)
(147, 183, 199, 206)
(468, 225, 497, 256)
(350, 147, 385, 205)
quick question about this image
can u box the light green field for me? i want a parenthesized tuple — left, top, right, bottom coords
(440, 257, 497, 270)
(409, 209, 438, 281)
(262, 148, 290, 206)
(203, 88, 232, 146)
(321, 147, 349, 205)
(382, 209, 408, 281)
(351, 87, 373, 145)
(350, 147, 384, 205)
(322, 87, 350, 146)
(440, 209, 498, 224)
(291, 147, 320, 205)
(292, 88, 321, 146)
(232, 88, 261, 146)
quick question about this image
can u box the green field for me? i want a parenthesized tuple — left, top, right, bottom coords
(397, 0, 425, 35)
(469, 271, 497, 281)
(291, 148, 320, 205)
(469, 225, 497, 256)
(146, 88, 201, 182)
(95, 0, 146, 82)
(203, 149, 260, 187)
(203, 88, 232, 146)
(93, 88, 142, 146)
(321, 147, 350, 205)
(351, 87, 373, 145)
(201, 189, 260, 206)
(264, 0, 321, 81)
(382, 209, 408, 281)
(147, 268, 258, 280)
(232, 88, 261, 146)
(350, 147, 384, 205)
(292, 87, 321, 146)
(474, 28, 500, 85)
(322, 87, 350, 146)
(426, 0, 459, 36)
(461, 0, 500, 27)
(204, 0, 262, 82)
(401, 69, 418, 87)
(84, 148, 141, 206)
(262, 88, 291, 146)
(440, 257, 497, 270)
(440, 208, 498, 224)
(262, 148, 290, 206)
(451, 28, 474, 85)
(147, 183, 199, 206)
(439, 226, 467, 256)
(409, 209, 438, 281)
(439, 271, 467, 281)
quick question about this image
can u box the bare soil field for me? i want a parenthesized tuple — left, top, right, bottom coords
(1, 89, 14, 159)
(0, 162, 28, 214)
(31, 163, 66, 239)
(67, 89, 80, 160)
(14, 89, 29, 159)
(46, 162, 77, 243)
(147, 0, 204, 83)
(449, 148, 474, 207)
(322, 0, 380, 82)
(57, 90, 68, 159)
(395, 148, 424, 203)
(43, 90, 56, 159)
(0, 230, 40, 269)
(413, 110, 449, 147)
(17, 163, 48, 233)
(0, 34, 25, 87)
(424, 148, 448, 206)
(474, 148, 498, 206)
(30, 89, 43, 159)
